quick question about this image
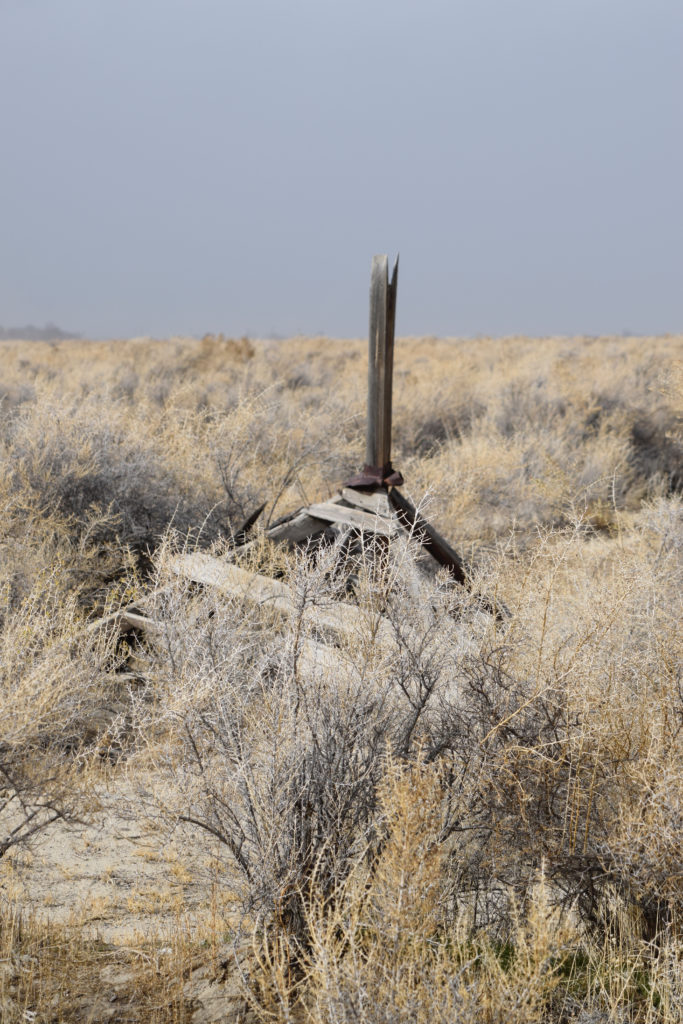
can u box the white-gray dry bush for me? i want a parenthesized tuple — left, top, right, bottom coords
(2, 392, 229, 560)
(130, 499, 682, 948)
(129, 533, 480, 935)
(0, 570, 117, 860)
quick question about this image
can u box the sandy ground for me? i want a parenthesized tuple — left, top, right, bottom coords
(0, 777, 237, 945)
(0, 778, 257, 1019)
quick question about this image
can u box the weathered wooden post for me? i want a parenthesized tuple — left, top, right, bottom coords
(347, 254, 404, 488)
(146, 252, 501, 617)
(345, 254, 469, 584)
(367, 254, 398, 479)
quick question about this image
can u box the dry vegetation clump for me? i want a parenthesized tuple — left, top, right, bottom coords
(1, 333, 680, 559)
(397, 334, 682, 550)
(0, 564, 119, 863)
(0, 332, 680, 1022)
(0, 900, 196, 1022)
(129, 498, 681, 1021)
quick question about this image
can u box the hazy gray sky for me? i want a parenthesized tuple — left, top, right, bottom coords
(1, 0, 681, 339)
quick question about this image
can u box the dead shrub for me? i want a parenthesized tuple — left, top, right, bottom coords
(0, 567, 117, 861)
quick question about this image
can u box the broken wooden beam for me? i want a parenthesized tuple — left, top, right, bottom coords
(387, 487, 467, 585)
(305, 500, 397, 537)
(340, 487, 391, 515)
(170, 551, 389, 644)
(367, 254, 395, 472)
(266, 509, 330, 544)
(346, 254, 403, 488)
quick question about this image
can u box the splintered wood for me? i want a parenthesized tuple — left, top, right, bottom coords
(169, 549, 380, 644)
(167, 487, 401, 646)
(241, 485, 466, 582)
(98, 484, 467, 647)
(90, 254, 488, 680)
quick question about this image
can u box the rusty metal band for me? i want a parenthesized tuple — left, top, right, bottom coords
(344, 463, 404, 489)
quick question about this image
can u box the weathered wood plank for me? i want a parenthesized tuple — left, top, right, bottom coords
(383, 255, 398, 470)
(121, 609, 159, 631)
(85, 596, 170, 635)
(306, 501, 397, 537)
(173, 553, 290, 610)
(366, 254, 388, 470)
(231, 501, 266, 546)
(266, 510, 330, 544)
(92, 589, 352, 680)
(340, 487, 392, 515)
(170, 552, 385, 642)
(297, 637, 350, 678)
(216, 505, 340, 560)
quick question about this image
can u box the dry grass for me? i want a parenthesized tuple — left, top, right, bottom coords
(0, 331, 681, 1021)
(0, 899, 199, 1023)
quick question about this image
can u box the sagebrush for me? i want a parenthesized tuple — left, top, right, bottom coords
(0, 331, 680, 1022)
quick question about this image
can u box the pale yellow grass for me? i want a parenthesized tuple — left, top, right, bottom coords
(0, 331, 680, 1022)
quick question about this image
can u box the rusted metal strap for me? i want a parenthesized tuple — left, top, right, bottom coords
(345, 463, 404, 489)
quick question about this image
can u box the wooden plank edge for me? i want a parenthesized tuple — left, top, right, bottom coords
(306, 501, 397, 537)
(388, 487, 467, 585)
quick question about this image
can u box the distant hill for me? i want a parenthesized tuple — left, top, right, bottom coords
(0, 322, 81, 341)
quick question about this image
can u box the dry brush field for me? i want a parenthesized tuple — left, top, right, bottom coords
(0, 331, 681, 1023)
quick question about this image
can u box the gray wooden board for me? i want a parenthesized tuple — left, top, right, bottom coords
(383, 256, 398, 470)
(121, 610, 158, 631)
(340, 487, 392, 515)
(90, 587, 351, 681)
(266, 510, 330, 544)
(367, 254, 388, 469)
(297, 637, 350, 678)
(305, 500, 397, 537)
(170, 552, 387, 643)
(84, 593, 172, 635)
